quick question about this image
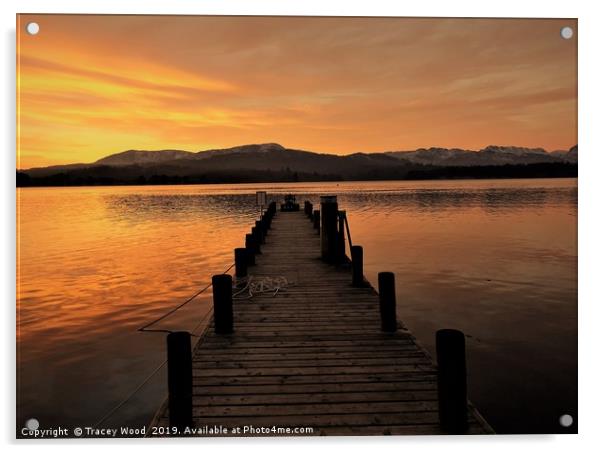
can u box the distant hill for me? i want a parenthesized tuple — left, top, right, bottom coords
(95, 149, 195, 166)
(386, 145, 578, 166)
(17, 143, 578, 187)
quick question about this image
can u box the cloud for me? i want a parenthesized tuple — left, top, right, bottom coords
(17, 15, 577, 167)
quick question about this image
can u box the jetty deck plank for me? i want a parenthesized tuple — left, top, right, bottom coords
(152, 210, 492, 435)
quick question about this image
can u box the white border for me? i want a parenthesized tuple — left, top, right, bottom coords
(3, 1, 602, 452)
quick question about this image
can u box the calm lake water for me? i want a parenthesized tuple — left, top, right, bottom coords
(16, 179, 577, 434)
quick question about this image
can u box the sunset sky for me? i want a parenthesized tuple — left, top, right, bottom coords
(17, 15, 577, 169)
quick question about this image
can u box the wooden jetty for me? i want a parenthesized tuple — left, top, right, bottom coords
(150, 196, 493, 436)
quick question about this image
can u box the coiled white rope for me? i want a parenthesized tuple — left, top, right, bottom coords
(233, 275, 293, 300)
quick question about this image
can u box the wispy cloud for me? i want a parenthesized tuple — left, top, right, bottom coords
(17, 15, 577, 168)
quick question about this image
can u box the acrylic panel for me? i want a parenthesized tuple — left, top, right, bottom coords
(16, 14, 577, 438)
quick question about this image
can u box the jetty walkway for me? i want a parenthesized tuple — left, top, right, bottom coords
(150, 196, 492, 436)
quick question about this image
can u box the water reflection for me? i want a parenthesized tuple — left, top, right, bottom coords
(104, 193, 262, 224)
(17, 179, 577, 434)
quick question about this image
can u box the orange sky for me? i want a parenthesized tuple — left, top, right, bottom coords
(17, 15, 577, 169)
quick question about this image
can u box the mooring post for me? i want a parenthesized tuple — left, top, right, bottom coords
(337, 211, 346, 262)
(245, 233, 256, 266)
(260, 215, 268, 236)
(307, 202, 313, 219)
(167, 331, 192, 431)
(255, 220, 265, 244)
(351, 245, 364, 287)
(269, 201, 276, 217)
(378, 272, 397, 332)
(436, 329, 468, 434)
(313, 210, 320, 230)
(251, 226, 262, 253)
(320, 195, 338, 262)
(212, 274, 233, 334)
(234, 248, 247, 278)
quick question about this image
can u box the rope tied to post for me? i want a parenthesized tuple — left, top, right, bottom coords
(138, 262, 235, 333)
(343, 211, 353, 249)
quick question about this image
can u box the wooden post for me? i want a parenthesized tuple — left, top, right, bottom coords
(351, 245, 363, 287)
(234, 248, 247, 278)
(378, 272, 397, 332)
(167, 331, 192, 431)
(313, 210, 320, 230)
(212, 274, 233, 334)
(436, 329, 468, 434)
(245, 234, 255, 266)
(307, 202, 313, 219)
(337, 211, 346, 262)
(251, 226, 261, 253)
(260, 215, 268, 236)
(255, 220, 265, 244)
(320, 196, 338, 262)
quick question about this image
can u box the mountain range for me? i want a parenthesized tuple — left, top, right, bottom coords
(387, 144, 577, 166)
(17, 143, 578, 186)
